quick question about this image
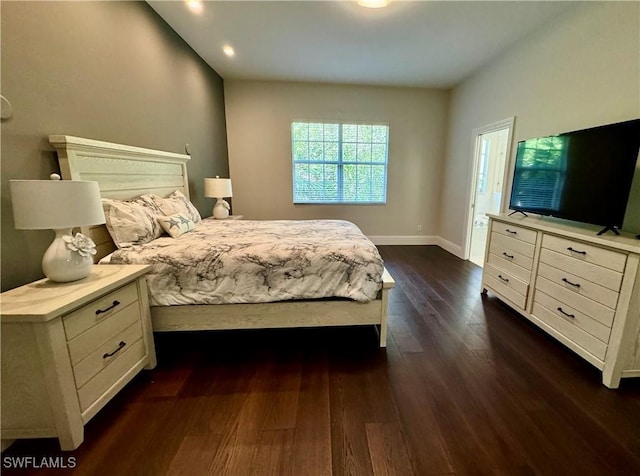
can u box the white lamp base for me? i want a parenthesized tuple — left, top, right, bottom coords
(213, 199, 230, 219)
(42, 229, 93, 282)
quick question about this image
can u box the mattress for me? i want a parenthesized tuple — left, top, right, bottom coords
(106, 219, 384, 306)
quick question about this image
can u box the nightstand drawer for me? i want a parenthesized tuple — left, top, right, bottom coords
(77, 338, 147, 413)
(67, 301, 141, 365)
(72, 321, 143, 389)
(63, 282, 139, 340)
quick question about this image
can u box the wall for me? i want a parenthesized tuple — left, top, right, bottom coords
(1, 1, 228, 291)
(224, 80, 449, 239)
(440, 1, 640, 254)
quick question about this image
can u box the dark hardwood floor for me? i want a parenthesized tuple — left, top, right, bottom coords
(4, 246, 640, 475)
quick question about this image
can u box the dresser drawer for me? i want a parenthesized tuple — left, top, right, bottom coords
(539, 249, 623, 292)
(487, 253, 532, 283)
(72, 321, 143, 389)
(484, 263, 528, 309)
(531, 298, 607, 361)
(492, 221, 538, 245)
(67, 301, 141, 365)
(488, 237, 534, 271)
(535, 277, 615, 327)
(537, 262, 620, 310)
(63, 282, 139, 340)
(542, 234, 627, 273)
(533, 290, 612, 343)
(77, 338, 147, 413)
(490, 232, 536, 260)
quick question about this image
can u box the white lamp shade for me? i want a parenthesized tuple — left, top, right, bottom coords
(10, 179, 106, 230)
(204, 177, 233, 198)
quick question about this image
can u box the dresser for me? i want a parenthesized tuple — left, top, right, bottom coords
(481, 214, 640, 388)
(1, 265, 156, 450)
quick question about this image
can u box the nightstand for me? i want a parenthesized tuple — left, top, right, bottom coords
(0, 265, 156, 450)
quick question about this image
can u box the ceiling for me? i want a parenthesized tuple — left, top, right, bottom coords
(147, 1, 578, 89)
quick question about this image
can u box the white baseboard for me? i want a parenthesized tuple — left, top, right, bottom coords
(368, 235, 438, 246)
(435, 237, 465, 259)
(368, 235, 466, 259)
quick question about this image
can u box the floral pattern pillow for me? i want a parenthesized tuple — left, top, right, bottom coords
(144, 190, 201, 224)
(157, 213, 196, 238)
(102, 198, 163, 248)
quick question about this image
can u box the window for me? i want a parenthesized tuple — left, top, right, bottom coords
(292, 121, 388, 204)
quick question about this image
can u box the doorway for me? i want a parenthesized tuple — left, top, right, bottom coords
(465, 118, 514, 267)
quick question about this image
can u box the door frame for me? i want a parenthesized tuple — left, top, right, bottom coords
(462, 117, 515, 261)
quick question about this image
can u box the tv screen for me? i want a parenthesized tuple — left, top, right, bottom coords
(509, 118, 640, 231)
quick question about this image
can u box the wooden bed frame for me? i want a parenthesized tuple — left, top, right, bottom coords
(50, 135, 395, 346)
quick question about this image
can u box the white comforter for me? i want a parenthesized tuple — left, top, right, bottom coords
(107, 219, 384, 305)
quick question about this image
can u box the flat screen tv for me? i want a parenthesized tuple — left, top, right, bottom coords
(509, 118, 640, 235)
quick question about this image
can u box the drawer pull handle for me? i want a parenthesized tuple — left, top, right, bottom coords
(505, 229, 517, 235)
(557, 307, 575, 319)
(502, 252, 514, 259)
(567, 247, 587, 255)
(562, 277, 581, 288)
(498, 274, 509, 283)
(103, 341, 126, 359)
(96, 300, 120, 316)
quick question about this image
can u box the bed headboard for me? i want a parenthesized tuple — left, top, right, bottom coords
(49, 135, 191, 261)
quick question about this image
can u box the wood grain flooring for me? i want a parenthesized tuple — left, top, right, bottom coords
(3, 246, 640, 475)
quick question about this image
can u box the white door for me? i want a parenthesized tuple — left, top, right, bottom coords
(465, 118, 514, 267)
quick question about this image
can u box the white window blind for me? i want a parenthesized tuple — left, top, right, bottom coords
(292, 122, 389, 204)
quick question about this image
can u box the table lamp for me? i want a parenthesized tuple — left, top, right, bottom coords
(10, 174, 106, 282)
(204, 176, 233, 219)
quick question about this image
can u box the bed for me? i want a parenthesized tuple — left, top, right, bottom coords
(49, 135, 395, 346)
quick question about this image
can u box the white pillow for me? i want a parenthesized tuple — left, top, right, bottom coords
(102, 198, 162, 248)
(145, 190, 201, 223)
(157, 213, 196, 238)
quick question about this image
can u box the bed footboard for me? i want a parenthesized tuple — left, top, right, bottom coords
(151, 267, 395, 347)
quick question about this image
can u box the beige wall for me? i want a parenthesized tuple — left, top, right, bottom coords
(1, 1, 228, 291)
(441, 2, 640, 253)
(224, 80, 449, 238)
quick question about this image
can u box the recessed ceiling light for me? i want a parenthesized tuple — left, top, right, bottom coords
(357, 0, 389, 8)
(223, 45, 235, 58)
(185, 0, 203, 15)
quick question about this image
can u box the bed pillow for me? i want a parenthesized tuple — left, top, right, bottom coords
(102, 198, 163, 248)
(145, 190, 201, 223)
(157, 213, 196, 238)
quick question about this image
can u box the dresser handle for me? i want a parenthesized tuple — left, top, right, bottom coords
(567, 247, 587, 255)
(498, 274, 509, 283)
(96, 300, 120, 316)
(562, 277, 581, 288)
(502, 252, 514, 259)
(103, 341, 126, 359)
(505, 229, 517, 235)
(557, 307, 575, 319)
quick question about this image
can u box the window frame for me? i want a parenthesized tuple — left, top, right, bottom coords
(291, 121, 389, 205)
